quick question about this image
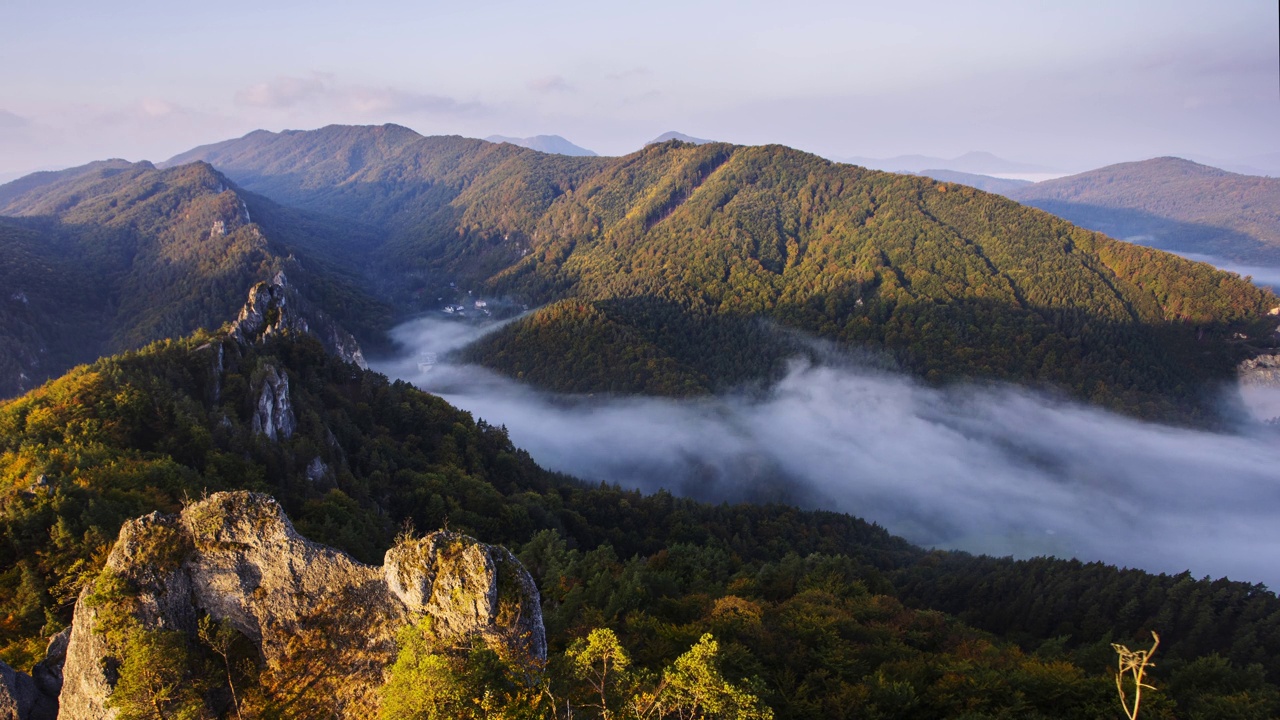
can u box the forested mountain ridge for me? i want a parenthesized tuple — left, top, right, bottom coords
(162, 126, 1280, 421)
(0, 158, 390, 396)
(1011, 157, 1280, 264)
(910, 168, 1032, 195)
(1, 308, 1277, 717)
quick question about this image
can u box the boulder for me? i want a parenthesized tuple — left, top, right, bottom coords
(58, 492, 544, 719)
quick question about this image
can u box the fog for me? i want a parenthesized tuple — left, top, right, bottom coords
(372, 316, 1280, 589)
(1171, 251, 1280, 292)
(1122, 238, 1280, 292)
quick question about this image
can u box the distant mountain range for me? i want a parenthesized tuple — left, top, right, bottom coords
(4, 125, 1280, 720)
(842, 151, 1055, 176)
(484, 134, 597, 156)
(2, 126, 1275, 422)
(909, 169, 1033, 195)
(1010, 157, 1280, 264)
(146, 126, 1279, 420)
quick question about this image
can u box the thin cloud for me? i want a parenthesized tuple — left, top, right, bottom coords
(235, 73, 334, 109)
(341, 86, 481, 115)
(234, 73, 484, 116)
(606, 67, 651, 81)
(530, 75, 573, 94)
(0, 110, 30, 129)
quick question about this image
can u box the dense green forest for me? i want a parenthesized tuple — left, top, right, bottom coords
(165, 127, 1279, 422)
(6, 128, 1277, 421)
(1012, 157, 1280, 264)
(1, 323, 1277, 717)
(4, 129, 1280, 713)
(0, 159, 391, 395)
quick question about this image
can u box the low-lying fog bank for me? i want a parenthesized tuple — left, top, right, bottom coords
(1124, 237, 1280, 292)
(372, 316, 1280, 589)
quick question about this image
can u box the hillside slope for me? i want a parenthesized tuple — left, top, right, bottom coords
(0, 305, 1277, 717)
(166, 128, 1280, 420)
(1011, 157, 1280, 263)
(0, 159, 390, 395)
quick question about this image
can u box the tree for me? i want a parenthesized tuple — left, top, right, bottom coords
(566, 628, 632, 720)
(107, 629, 212, 720)
(638, 634, 772, 720)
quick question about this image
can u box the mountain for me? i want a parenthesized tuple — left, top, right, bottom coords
(165, 126, 1278, 421)
(843, 150, 1054, 175)
(1010, 157, 1280, 264)
(1183, 152, 1280, 178)
(0, 157, 389, 396)
(1, 307, 1278, 717)
(484, 134, 597, 156)
(647, 130, 713, 145)
(910, 168, 1033, 195)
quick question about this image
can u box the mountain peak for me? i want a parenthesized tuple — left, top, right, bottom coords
(484, 134, 597, 156)
(647, 131, 714, 146)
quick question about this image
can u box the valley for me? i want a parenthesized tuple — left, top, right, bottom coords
(5, 3, 1279, 716)
(3, 127, 1280, 718)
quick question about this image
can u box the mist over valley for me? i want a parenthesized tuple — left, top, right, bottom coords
(3, 5, 1280, 709)
(375, 315, 1280, 589)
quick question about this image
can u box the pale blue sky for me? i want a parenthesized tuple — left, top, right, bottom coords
(0, 0, 1276, 175)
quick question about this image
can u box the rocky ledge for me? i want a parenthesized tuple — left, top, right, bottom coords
(54, 491, 543, 719)
(230, 271, 368, 369)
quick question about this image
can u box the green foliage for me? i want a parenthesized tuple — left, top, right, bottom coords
(0, 326, 1276, 716)
(0, 160, 390, 397)
(644, 633, 772, 720)
(566, 628, 632, 718)
(381, 620, 549, 720)
(163, 128, 1279, 420)
(380, 622, 472, 720)
(108, 629, 214, 720)
(384, 623, 770, 720)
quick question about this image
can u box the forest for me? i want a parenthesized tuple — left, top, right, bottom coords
(167, 129, 1280, 423)
(0, 324, 1276, 717)
(3, 126, 1280, 716)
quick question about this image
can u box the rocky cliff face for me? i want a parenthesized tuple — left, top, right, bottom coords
(249, 364, 295, 440)
(57, 492, 544, 719)
(1239, 354, 1280, 388)
(1237, 353, 1280, 424)
(0, 630, 68, 720)
(230, 271, 368, 369)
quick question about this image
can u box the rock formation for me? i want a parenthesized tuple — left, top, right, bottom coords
(229, 272, 368, 369)
(249, 364, 295, 440)
(1238, 353, 1280, 388)
(57, 492, 544, 719)
(0, 629, 68, 720)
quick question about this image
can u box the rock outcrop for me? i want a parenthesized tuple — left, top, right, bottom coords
(0, 661, 37, 720)
(58, 492, 544, 719)
(1239, 354, 1280, 388)
(0, 629, 68, 720)
(1237, 353, 1280, 424)
(229, 272, 368, 369)
(249, 364, 295, 440)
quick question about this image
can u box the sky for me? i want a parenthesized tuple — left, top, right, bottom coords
(1, 0, 1277, 177)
